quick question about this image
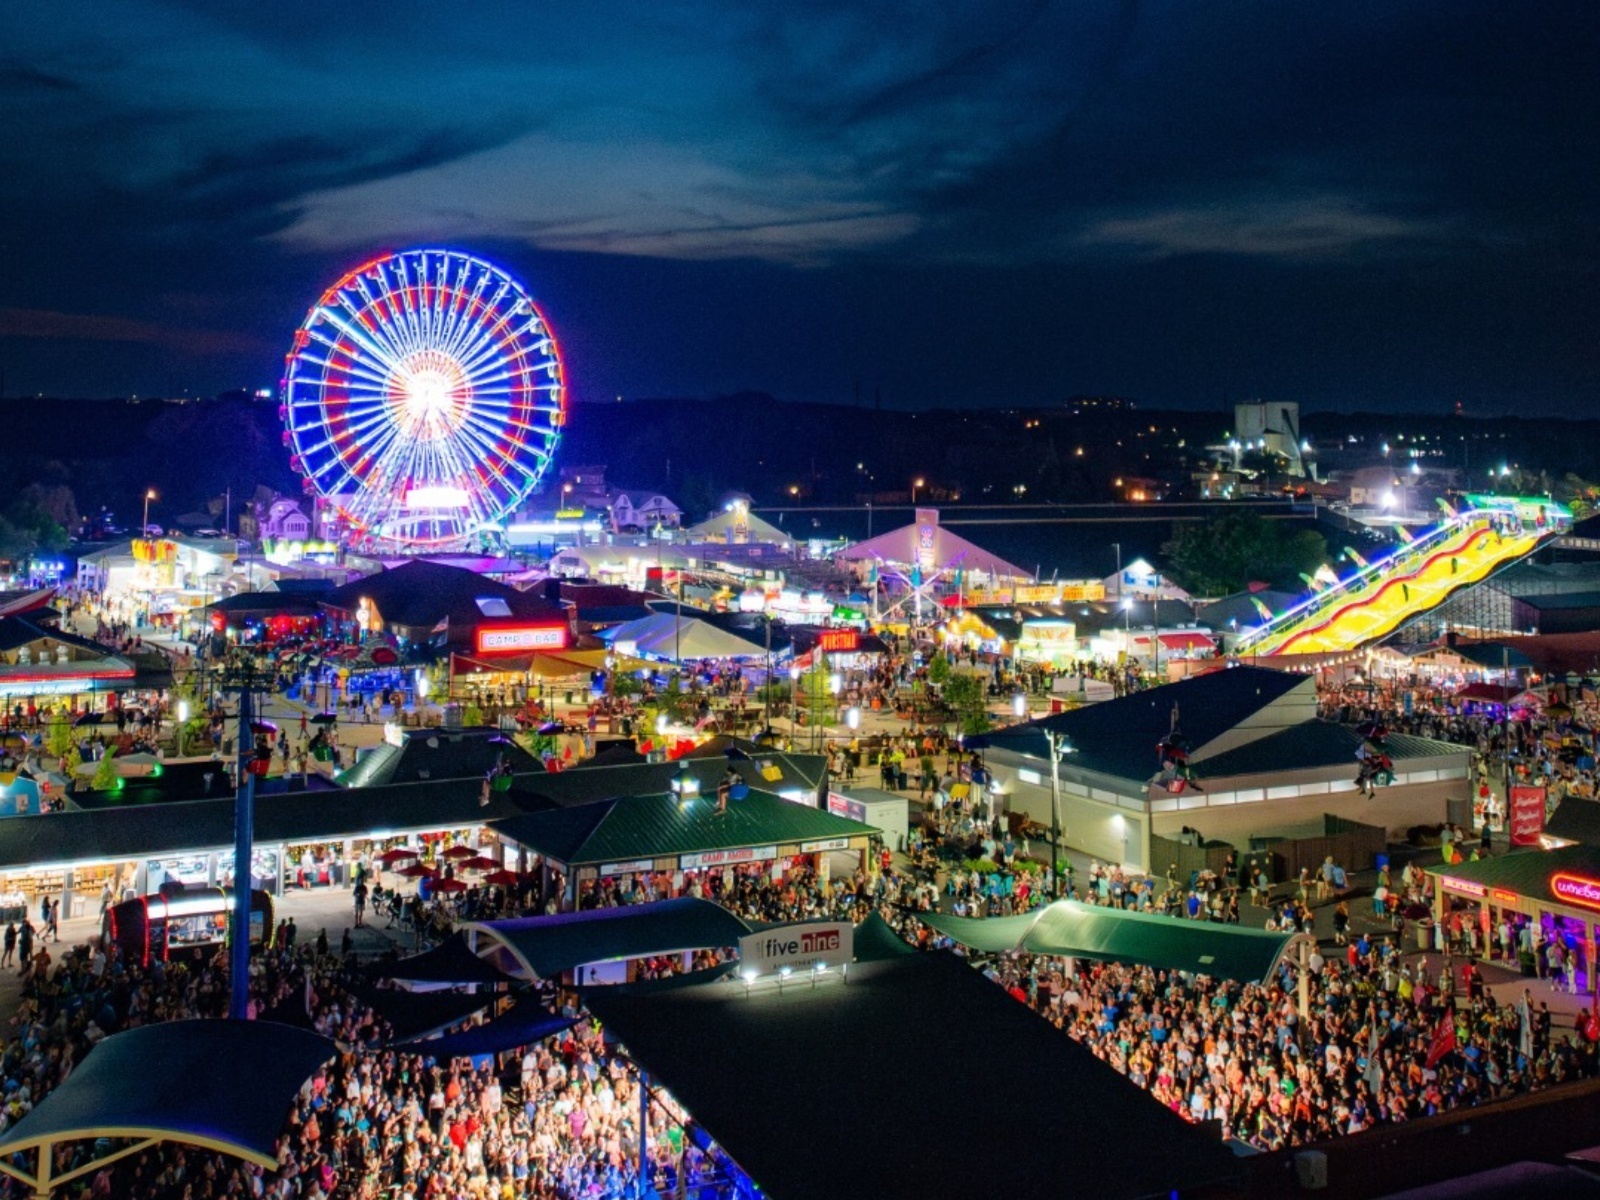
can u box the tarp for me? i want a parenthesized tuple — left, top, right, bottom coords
(917, 900, 1304, 983)
(601, 612, 766, 661)
(368, 931, 520, 987)
(463, 897, 753, 980)
(390, 996, 575, 1058)
(0, 1020, 336, 1171)
(585, 953, 1239, 1200)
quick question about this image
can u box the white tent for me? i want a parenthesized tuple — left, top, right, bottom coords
(603, 612, 767, 662)
(683, 508, 792, 546)
(836, 510, 1031, 582)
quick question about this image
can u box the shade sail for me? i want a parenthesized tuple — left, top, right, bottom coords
(585, 953, 1238, 1200)
(368, 931, 519, 986)
(354, 985, 495, 1041)
(463, 897, 752, 981)
(390, 996, 575, 1058)
(918, 900, 1304, 984)
(0, 1020, 336, 1171)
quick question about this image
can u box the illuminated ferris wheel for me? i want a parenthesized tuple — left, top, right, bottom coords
(280, 249, 565, 550)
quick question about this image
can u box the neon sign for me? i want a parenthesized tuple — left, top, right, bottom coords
(1490, 889, 1519, 905)
(1439, 876, 1486, 898)
(476, 625, 567, 654)
(817, 629, 859, 653)
(1551, 873, 1600, 911)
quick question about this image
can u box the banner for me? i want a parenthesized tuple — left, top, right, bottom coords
(1509, 785, 1547, 847)
(1424, 1014, 1456, 1069)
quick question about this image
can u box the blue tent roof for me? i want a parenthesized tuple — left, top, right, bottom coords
(390, 997, 575, 1058)
(0, 1020, 336, 1172)
(464, 897, 753, 980)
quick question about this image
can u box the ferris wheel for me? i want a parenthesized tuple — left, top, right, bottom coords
(280, 248, 565, 550)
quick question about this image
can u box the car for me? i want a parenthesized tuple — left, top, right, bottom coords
(141, 524, 163, 536)
(192, 528, 223, 538)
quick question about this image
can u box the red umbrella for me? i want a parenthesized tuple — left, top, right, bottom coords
(375, 848, 417, 866)
(459, 855, 499, 872)
(430, 877, 469, 895)
(440, 845, 477, 861)
(483, 869, 521, 887)
(396, 863, 438, 879)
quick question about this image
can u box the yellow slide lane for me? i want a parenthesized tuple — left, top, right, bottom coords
(1260, 524, 1540, 656)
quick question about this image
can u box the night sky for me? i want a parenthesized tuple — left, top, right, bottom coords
(1, 1, 1595, 413)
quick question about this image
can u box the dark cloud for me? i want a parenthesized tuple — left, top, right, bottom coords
(0, 0, 1594, 412)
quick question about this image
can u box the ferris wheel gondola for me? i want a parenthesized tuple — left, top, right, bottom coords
(280, 249, 565, 550)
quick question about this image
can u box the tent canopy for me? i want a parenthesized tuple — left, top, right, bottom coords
(584, 953, 1238, 1200)
(837, 518, 1032, 581)
(918, 899, 1306, 984)
(368, 931, 520, 987)
(390, 996, 575, 1058)
(464, 897, 753, 981)
(0, 1020, 336, 1191)
(602, 612, 766, 661)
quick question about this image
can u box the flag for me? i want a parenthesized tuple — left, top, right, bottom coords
(1396, 526, 1415, 544)
(1424, 1013, 1456, 1068)
(1250, 596, 1273, 621)
(1344, 547, 1370, 569)
(1298, 572, 1324, 592)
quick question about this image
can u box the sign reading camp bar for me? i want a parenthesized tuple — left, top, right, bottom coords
(739, 921, 854, 976)
(680, 846, 777, 870)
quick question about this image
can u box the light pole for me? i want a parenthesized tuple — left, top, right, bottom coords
(912, 477, 925, 507)
(219, 656, 274, 1020)
(1044, 730, 1074, 899)
(142, 488, 157, 536)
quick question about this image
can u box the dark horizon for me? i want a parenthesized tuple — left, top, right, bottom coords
(2, 2, 1596, 415)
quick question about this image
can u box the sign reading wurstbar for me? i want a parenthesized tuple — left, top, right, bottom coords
(739, 922, 854, 977)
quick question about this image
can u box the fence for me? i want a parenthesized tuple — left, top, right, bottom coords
(1249, 814, 1388, 883)
(1149, 832, 1236, 885)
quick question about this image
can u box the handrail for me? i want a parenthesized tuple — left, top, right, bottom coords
(1235, 515, 1474, 652)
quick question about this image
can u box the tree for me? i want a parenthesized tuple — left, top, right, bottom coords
(92, 751, 119, 793)
(44, 711, 74, 761)
(927, 652, 952, 688)
(941, 673, 991, 736)
(1162, 511, 1328, 596)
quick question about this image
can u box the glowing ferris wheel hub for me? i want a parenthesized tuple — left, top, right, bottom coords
(279, 248, 566, 551)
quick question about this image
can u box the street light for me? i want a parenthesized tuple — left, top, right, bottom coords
(142, 488, 157, 536)
(845, 706, 860, 730)
(912, 477, 925, 506)
(1044, 730, 1075, 899)
(177, 699, 189, 757)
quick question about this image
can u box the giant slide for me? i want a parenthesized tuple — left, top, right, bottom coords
(1236, 497, 1566, 657)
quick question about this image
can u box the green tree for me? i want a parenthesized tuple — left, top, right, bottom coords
(1162, 511, 1328, 596)
(927, 652, 952, 687)
(92, 752, 119, 793)
(44, 711, 74, 761)
(941, 673, 991, 736)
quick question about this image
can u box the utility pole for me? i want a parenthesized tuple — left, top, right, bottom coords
(1045, 730, 1073, 899)
(219, 656, 274, 1020)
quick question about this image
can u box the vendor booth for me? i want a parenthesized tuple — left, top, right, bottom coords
(1428, 844, 1600, 1001)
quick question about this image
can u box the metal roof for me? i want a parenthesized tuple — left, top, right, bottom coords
(1427, 844, 1600, 907)
(489, 788, 876, 869)
(985, 665, 1310, 780)
(918, 899, 1306, 984)
(0, 1020, 336, 1178)
(1192, 721, 1468, 780)
(1546, 799, 1600, 845)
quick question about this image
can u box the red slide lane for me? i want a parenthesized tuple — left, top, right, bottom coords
(1275, 526, 1492, 655)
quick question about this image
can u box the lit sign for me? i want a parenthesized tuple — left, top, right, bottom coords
(800, 838, 850, 853)
(739, 921, 854, 976)
(827, 791, 869, 823)
(1491, 889, 1520, 905)
(680, 846, 777, 869)
(475, 625, 568, 654)
(1551, 873, 1600, 911)
(817, 629, 859, 653)
(1439, 875, 1486, 897)
(599, 859, 656, 877)
(405, 485, 471, 510)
